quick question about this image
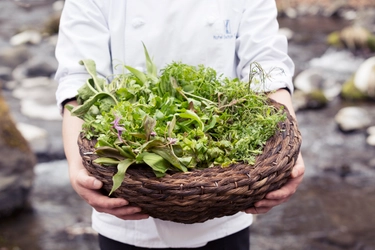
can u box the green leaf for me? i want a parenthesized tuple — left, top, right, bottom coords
(65, 104, 74, 112)
(70, 92, 115, 117)
(95, 146, 125, 161)
(178, 110, 204, 131)
(79, 59, 106, 92)
(150, 147, 188, 172)
(137, 139, 165, 153)
(178, 156, 193, 167)
(93, 157, 120, 165)
(96, 138, 113, 147)
(143, 115, 156, 140)
(142, 43, 158, 80)
(114, 144, 136, 159)
(109, 158, 135, 196)
(125, 66, 147, 85)
(168, 115, 176, 138)
(204, 115, 218, 132)
(139, 152, 170, 175)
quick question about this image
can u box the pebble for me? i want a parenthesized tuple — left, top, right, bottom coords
(9, 30, 42, 46)
(367, 126, 375, 135)
(16, 122, 48, 153)
(354, 57, 375, 98)
(334, 107, 372, 132)
(20, 99, 61, 121)
(366, 125, 375, 146)
(367, 135, 375, 146)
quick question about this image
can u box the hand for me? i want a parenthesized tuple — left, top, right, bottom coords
(245, 153, 305, 214)
(62, 101, 149, 221)
(71, 166, 149, 220)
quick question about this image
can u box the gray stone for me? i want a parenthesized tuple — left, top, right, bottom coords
(309, 49, 364, 77)
(294, 68, 342, 101)
(0, 66, 13, 82)
(335, 107, 372, 132)
(367, 126, 375, 135)
(0, 46, 31, 68)
(20, 98, 61, 120)
(366, 135, 375, 146)
(11, 76, 61, 120)
(9, 29, 42, 46)
(16, 122, 48, 154)
(354, 57, 375, 98)
(12, 56, 58, 81)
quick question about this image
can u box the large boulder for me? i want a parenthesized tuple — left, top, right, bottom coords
(0, 87, 36, 217)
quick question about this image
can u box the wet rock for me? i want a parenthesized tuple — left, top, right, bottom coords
(335, 106, 372, 132)
(12, 55, 58, 81)
(16, 123, 48, 154)
(340, 25, 370, 50)
(0, 46, 31, 68)
(0, 66, 13, 82)
(292, 89, 328, 110)
(53, 0, 65, 12)
(294, 68, 342, 102)
(366, 126, 375, 146)
(309, 49, 364, 78)
(0, 87, 36, 218)
(354, 57, 375, 99)
(12, 76, 61, 120)
(21, 98, 61, 120)
(328, 25, 375, 52)
(341, 75, 368, 101)
(367, 134, 375, 146)
(367, 126, 375, 135)
(9, 29, 42, 46)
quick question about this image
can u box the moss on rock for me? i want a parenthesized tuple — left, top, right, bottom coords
(341, 76, 368, 101)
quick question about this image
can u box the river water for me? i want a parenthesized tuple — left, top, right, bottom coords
(1, 2, 375, 250)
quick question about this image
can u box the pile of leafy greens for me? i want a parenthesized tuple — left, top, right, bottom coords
(67, 46, 286, 195)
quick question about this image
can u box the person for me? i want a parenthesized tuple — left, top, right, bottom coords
(55, 0, 305, 249)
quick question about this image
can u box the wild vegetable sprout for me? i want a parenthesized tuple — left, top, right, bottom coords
(66, 46, 286, 195)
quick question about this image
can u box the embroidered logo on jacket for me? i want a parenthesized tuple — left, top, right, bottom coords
(213, 19, 234, 40)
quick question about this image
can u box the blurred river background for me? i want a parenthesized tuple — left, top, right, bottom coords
(0, 0, 375, 250)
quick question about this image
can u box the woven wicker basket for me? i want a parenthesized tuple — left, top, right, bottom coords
(78, 100, 301, 224)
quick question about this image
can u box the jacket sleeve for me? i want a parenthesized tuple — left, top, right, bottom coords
(236, 0, 295, 93)
(54, 0, 111, 112)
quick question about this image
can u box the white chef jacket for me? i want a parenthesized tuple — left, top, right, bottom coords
(55, 0, 295, 248)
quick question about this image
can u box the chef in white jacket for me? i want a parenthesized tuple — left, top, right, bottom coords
(55, 0, 305, 249)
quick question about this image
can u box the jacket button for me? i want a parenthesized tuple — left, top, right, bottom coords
(207, 16, 216, 25)
(131, 18, 145, 28)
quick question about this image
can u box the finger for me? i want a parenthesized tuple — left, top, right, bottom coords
(265, 169, 304, 200)
(244, 206, 272, 214)
(95, 205, 149, 220)
(76, 168, 103, 190)
(254, 197, 289, 208)
(117, 213, 150, 220)
(81, 190, 129, 209)
(290, 154, 305, 179)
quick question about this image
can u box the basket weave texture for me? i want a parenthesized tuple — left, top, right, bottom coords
(78, 100, 302, 224)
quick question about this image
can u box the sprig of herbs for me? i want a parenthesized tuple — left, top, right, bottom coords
(67, 45, 286, 195)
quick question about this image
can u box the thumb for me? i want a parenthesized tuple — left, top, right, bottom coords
(77, 169, 103, 190)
